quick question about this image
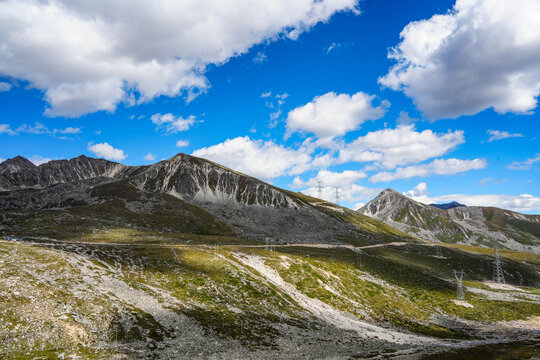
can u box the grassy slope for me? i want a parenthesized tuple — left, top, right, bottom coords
(1, 235, 538, 357)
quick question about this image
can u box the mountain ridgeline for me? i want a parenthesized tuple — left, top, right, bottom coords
(0, 154, 405, 244)
(359, 189, 540, 252)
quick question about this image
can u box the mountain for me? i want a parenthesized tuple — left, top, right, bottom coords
(359, 189, 540, 252)
(2, 157, 540, 358)
(430, 201, 466, 210)
(0, 154, 407, 245)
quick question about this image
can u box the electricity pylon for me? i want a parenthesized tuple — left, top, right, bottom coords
(492, 248, 506, 284)
(317, 180, 322, 199)
(335, 187, 340, 205)
(435, 245, 443, 257)
(453, 269, 465, 300)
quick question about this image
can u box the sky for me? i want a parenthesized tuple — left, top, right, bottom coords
(0, 0, 539, 213)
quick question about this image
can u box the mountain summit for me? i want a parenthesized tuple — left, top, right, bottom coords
(359, 189, 540, 252)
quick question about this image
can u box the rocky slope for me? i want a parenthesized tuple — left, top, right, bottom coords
(0, 154, 405, 244)
(359, 189, 540, 252)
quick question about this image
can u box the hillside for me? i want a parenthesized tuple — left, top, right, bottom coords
(359, 189, 540, 252)
(0, 156, 539, 358)
(0, 154, 405, 245)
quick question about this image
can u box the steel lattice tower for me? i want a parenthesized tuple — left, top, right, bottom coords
(492, 248, 506, 284)
(317, 180, 322, 199)
(453, 269, 465, 300)
(435, 245, 443, 257)
(335, 187, 340, 205)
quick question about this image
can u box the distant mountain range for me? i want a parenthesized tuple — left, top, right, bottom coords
(429, 201, 466, 210)
(358, 189, 540, 252)
(0, 154, 406, 245)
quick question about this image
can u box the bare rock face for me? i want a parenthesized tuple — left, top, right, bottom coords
(131, 154, 298, 208)
(359, 189, 540, 252)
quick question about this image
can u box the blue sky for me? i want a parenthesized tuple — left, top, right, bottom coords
(0, 0, 539, 213)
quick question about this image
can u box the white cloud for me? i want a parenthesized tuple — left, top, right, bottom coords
(0, 124, 16, 135)
(338, 125, 465, 169)
(28, 155, 52, 166)
(0, 0, 358, 117)
(325, 42, 342, 54)
(192, 136, 312, 181)
(478, 177, 508, 186)
(260, 91, 272, 98)
(286, 92, 389, 139)
(403, 182, 428, 197)
(87, 142, 127, 161)
(0, 82, 12, 92)
(253, 51, 267, 64)
(14, 122, 81, 137)
(370, 158, 486, 182)
(144, 153, 156, 161)
(396, 111, 418, 125)
(151, 113, 198, 134)
(292, 169, 367, 188)
(0, 158, 4, 163)
(379, 0, 540, 119)
(406, 182, 540, 213)
(176, 139, 190, 148)
(292, 169, 378, 206)
(487, 129, 524, 142)
(507, 154, 540, 170)
(301, 183, 380, 205)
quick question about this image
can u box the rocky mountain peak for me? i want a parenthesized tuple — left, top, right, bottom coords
(0, 156, 37, 174)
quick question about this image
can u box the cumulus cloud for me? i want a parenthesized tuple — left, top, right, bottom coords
(0, 0, 358, 117)
(405, 182, 540, 213)
(338, 125, 465, 169)
(487, 129, 524, 142)
(507, 154, 540, 170)
(292, 169, 378, 206)
(403, 182, 428, 197)
(379, 0, 540, 119)
(0, 82, 12, 92)
(192, 136, 313, 181)
(292, 169, 367, 188)
(286, 92, 389, 140)
(151, 113, 198, 134)
(176, 139, 189, 148)
(28, 155, 52, 166)
(144, 153, 156, 161)
(301, 183, 380, 205)
(0, 124, 16, 135)
(88, 142, 127, 161)
(370, 158, 486, 182)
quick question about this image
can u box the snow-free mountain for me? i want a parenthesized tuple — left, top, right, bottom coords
(359, 189, 540, 253)
(0, 154, 405, 244)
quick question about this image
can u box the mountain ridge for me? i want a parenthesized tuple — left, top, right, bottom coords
(0, 154, 405, 245)
(359, 189, 540, 252)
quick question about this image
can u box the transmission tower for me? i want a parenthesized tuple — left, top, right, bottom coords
(317, 180, 323, 199)
(453, 269, 465, 300)
(492, 248, 506, 284)
(335, 187, 340, 204)
(435, 245, 443, 257)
